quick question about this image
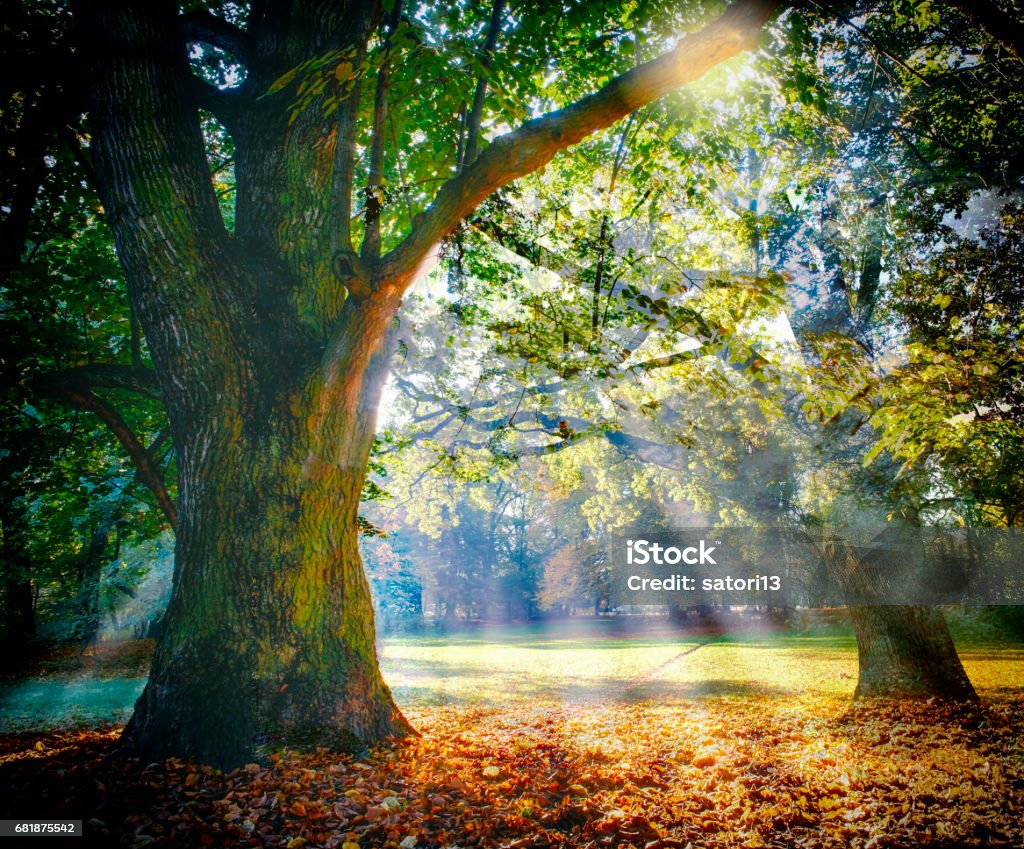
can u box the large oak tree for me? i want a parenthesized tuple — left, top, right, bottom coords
(69, 0, 779, 766)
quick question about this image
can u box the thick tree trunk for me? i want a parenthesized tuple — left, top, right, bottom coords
(72, 0, 413, 767)
(124, 333, 413, 767)
(792, 176, 980, 702)
(823, 537, 978, 701)
(73, 0, 781, 767)
(848, 605, 977, 700)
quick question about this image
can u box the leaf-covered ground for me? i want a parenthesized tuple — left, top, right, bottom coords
(1, 625, 1022, 848)
(1, 698, 1022, 848)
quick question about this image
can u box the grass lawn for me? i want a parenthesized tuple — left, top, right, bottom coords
(382, 619, 1024, 708)
(5, 619, 1023, 730)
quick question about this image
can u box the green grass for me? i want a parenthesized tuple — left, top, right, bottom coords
(381, 626, 863, 708)
(2, 621, 1021, 731)
(382, 619, 1023, 709)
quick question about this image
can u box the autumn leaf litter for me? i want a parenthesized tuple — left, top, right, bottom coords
(1, 697, 1022, 848)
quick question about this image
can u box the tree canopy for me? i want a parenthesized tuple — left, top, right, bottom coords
(3, 0, 1024, 766)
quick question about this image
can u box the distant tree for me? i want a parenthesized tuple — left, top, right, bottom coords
(789, 0, 1024, 699)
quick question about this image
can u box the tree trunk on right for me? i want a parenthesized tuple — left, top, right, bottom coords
(848, 605, 977, 700)
(822, 538, 978, 701)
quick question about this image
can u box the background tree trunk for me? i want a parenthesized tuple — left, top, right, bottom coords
(1, 501, 36, 650)
(822, 537, 978, 701)
(2, 578, 35, 647)
(788, 189, 980, 703)
(74, 522, 109, 644)
(848, 606, 977, 700)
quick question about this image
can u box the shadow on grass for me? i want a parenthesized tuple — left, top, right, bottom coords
(390, 677, 790, 708)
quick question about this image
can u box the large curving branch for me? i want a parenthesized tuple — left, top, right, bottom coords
(379, 0, 781, 287)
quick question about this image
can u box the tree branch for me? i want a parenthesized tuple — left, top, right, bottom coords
(331, 49, 367, 256)
(604, 428, 689, 471)
(147, 427, 173, 458)
(380, 0, 780, 287)
(592, 114, 639, 337)
(392, 337, 706, 436)
(362, 1, 403, 264)
(461, 0, 507, 171)
(32, 373, 177, 529)
(396, 401, 692, 470)
(180, 10, 250, 65)
(187, 76, 246, 128)
(808, 2, 933, 87)
(470, 213, 571, 275)
(390, 112, 415, 228)
(33, 364, 162, 399)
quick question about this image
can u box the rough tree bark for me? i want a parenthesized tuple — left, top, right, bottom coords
(848, 606, 976, 700)
(821, 536, 977, 701)
(72, 0, 779, 767)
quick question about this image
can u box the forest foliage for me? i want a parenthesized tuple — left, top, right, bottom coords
(1, 0, 1022, 640)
